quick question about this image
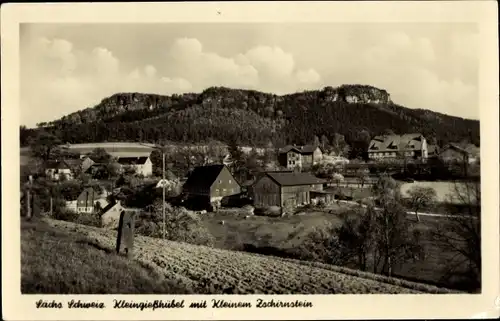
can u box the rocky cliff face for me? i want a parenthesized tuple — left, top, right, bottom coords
(50, 84, 393, 128)
(322, 85, 392, 104)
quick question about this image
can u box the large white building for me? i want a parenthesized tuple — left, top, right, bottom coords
(367, 133, 429, 160)
(117, 156, 153, 177)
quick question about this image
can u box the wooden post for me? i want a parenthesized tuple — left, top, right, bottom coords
(50, 197, 53, 216)
(116, 211, 136, 259)
(26, 189, 31, 219)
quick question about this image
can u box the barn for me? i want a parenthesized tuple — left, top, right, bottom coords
(252, 171, 326, 209)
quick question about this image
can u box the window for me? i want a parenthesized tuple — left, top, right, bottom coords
(219, 180, 222, 184)
(216, 189, 220, 193)
(223, 188, 226, 192)
(229, 180, 232, 184)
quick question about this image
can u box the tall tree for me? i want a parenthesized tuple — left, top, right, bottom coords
(432, 180, 481, 292)
(29, 131, 62, 161)
(407, 186, 437, 222)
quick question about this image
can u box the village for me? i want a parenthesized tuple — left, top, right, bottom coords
(21, 132, 480, 229)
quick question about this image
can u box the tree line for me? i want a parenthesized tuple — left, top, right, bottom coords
(21, 85, 480, 155)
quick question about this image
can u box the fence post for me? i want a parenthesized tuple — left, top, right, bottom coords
(116, 211, 136, 259)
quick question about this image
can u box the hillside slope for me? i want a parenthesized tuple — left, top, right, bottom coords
(43, 218, 457, 294)
(21, 85, 479, 150)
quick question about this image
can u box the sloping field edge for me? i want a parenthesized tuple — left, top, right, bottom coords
(43, 218, 458, 294)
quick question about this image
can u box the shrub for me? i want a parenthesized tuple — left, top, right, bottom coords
(254, 206, 282, 217)
(136, 201, 215, 246)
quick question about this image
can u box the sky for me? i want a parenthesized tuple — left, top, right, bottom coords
(20, 23, 479, 127)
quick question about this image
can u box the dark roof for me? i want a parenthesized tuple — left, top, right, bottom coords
(117, 156, 149, 165)
(45, 159, 81, 170)
(100, 200, 121, 215)
(368, 133, 424, 153)
(280, 145, 320, 155)
(264, 171, 327, 186)
(442, 143, 470, 155)
(77, 187, 100, 202)
(427, 144, 440, 155)
(182, 164, 228, 190)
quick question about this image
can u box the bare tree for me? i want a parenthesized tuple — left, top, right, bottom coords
(370, 174, 423, 276)
(407, 186, 437, 222)
(432, 179, 481, 291)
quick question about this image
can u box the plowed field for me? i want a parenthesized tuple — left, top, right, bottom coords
(44, 219, 456, 294)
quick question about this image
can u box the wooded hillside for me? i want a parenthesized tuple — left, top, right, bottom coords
(20, 84, 480, 153)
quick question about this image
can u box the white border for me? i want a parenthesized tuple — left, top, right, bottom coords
(2, 1, 499, 320)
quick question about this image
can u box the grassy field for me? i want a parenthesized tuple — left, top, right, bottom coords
(400, 181, 468, 204)
(21, 218, 193, 294)
(34, 218, 456, 294)
(202, 207, 473, 291)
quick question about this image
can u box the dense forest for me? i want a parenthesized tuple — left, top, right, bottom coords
(20, 84, 480, 155)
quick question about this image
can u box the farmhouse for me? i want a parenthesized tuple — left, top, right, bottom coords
(75, 187, 100, 213)
(182, 164, 241, 208)
(79, 156, 95, 173)
(45, 159, 82, 181)
(439, 143, 479, 164)
(367, 133, 428, 160)
(427, 144, 440, 159)
(252, 171, 327, 209)
(278, 145, 323, 170)
(117, 156, 153, 177)
(100, 201, 125, 230)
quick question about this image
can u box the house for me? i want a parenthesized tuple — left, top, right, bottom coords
(427, 144, 440, 159)
(367, 133, 428, 160)
(439, 143, 479, 164)
(278, 145, 323, 170)
(75, 187, 101, 213)
(252, 171, 327, 210)
(182, 164, 241, 208)
(80, 156, 95, 173)
(45, 159, 82, 181)
(117, 156, 153, 177)
(100, 201, 125, 230)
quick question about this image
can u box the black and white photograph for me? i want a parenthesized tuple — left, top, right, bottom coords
(2, 1, 499, 320)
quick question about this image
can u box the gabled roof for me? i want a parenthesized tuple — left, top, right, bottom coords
(45, 159, 81, 170)
(77, 187, 100, 202)
(264, 171, 327, 187)
(427, 144, 440, 155)
(183, 164, 234, 190)
(368, 133, 424, 153)
(280, 145, 321, 154)
(117, 156, 149, 165)
(100, 200, 123, 216)
(441, 143, 470, 155)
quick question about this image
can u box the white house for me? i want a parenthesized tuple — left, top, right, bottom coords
(117, 156, 153, 177)
(367, 133, 428, 160)
(45, 159, 81, 181)
(278, 145, 323, 170)
(100, 201, 125, 230)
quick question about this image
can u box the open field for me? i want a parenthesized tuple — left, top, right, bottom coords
(400, 181, 470, 203)
(202, 207, 473, 291)
(21, 218, 192, 294)
(20, 142, 269, 158)
(38, 218, 456, 294)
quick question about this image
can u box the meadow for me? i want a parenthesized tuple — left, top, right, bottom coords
(21, 218, 192, 294)
(26, 218, 456, 294)
(202, 206, 473, 291)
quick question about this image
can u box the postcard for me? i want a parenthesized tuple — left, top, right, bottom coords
(2, 1, 499, 320)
